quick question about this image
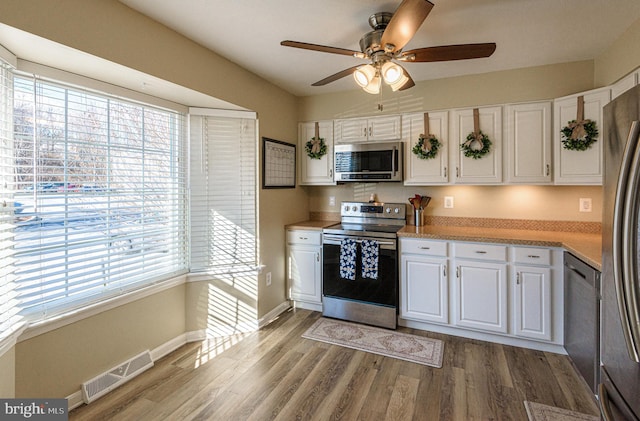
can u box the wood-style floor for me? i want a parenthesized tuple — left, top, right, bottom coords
(69, 308, 600, 420)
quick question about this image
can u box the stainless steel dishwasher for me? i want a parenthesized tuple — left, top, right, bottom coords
(564, 252, 601, 394)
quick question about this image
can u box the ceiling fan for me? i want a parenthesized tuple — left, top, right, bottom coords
(281, 0, 496, 94)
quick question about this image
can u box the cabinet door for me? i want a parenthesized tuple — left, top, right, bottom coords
(455, 260, 508, 333)
(334, 118, 368, 143)
(298, 121, 335, 185)
(553, 88, 610, 185)
(369, 115, 402, 141)
(400, 254, 448, 324)
(505, 102, 552, 184)
(288, 245, 322, 304)
(453, 106, 503, 184)
(403, 111, 449, 185)
(514, 265, 552, 341)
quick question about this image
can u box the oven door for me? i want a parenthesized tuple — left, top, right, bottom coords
(322, 234, 398, 307)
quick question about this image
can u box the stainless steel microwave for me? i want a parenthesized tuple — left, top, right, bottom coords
(334, 141, 403, 182)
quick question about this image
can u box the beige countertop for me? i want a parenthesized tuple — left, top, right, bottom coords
(286, 220, 602, 270)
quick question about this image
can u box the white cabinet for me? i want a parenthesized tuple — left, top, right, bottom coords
(511, 246, 553, 341)
(553, 87, 610, 185)
(402, 111, 449, 185)
(453, 243, 508, 333)
(452, 106, 503, 184)
(399, 239, 449, 324)
(286, 230, 322, 311)
(298, 121, 335, 185)
(504, 101, 552, 184)
(611, 71, 638, 100)
(334, 115, 401, 143)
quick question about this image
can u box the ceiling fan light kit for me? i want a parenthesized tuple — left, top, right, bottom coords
(281, 0, 496, 94)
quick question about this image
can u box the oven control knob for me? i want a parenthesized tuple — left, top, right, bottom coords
(385, 207, 391, 213)
(351, 206, 357, 212)
(343, 205, 350, 212)
(394, 208, 400, 214)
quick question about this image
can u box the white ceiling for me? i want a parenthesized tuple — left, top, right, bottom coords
(119, 0, 640, 97)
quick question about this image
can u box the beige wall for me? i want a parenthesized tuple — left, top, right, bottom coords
(595, 17, 640, 87)
(0, 347, 15, 397)
(15, 285, 186, 398)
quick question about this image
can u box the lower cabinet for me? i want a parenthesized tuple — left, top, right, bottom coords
(400, 253, 449, 324)
(286, 229, 322, 311)
(455, 259, 508, 333)
(399, 238, 562, 351)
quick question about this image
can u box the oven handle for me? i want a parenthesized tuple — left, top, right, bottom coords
(323, 235, 396, 249)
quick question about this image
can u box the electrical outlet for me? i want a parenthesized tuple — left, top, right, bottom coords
(579, 198, 592, 213)
(329, 196, 335, 207)
(444, 196, 454, 209)
(266, 272, 271, 286)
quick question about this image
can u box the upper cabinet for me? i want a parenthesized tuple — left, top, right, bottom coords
(402, 111, 449, 185)
(504, 101, 552, 184)
(334, 115, 401, 143)
(553, 87, 610, 185)
(452, 106, 503, 184)
(611, 71, 638, 100)
(298, 121, 336, 185)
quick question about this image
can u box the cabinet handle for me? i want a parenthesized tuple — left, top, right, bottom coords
(527, 254, 540, 259)
(456, 167, 459, 178)
(299, 236, 308, 240)
(444, 167, 447, 178)
(317, 252, 320, 262)
(516, 272, 520, 284)
(364, 127, 367, 137)
(475, 250, 487, 254)
(419, 246, 431, 250)
(546, 164, 550, 176)
(456, 266, 460, 278)
(443, 266, 447, 277)
(329, 169, 333, 177)
(369, 126, 372, 137)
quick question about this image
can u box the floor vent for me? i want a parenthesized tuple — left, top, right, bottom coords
(81, 350, 153, 404)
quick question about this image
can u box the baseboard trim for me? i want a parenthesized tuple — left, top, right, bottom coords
(258, 301, 291, 329)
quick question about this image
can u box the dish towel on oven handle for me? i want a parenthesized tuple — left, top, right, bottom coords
(361, 239, 379, 280)
(339, 238, 357, 280)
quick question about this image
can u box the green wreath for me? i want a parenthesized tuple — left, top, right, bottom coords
(412, 134, 441, 160)
(561, 119, 598, 151)
(461, 131, 491, 159)
(305, 137, 327, 159)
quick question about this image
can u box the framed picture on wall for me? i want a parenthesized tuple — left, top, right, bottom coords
(262, 137, 296, 188)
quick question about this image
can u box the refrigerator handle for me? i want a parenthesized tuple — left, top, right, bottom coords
(617, 120, 640, 362)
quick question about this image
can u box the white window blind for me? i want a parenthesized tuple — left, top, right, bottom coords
(189, 114, 257, 273)
(0, 59, 22, 342)
(12, 75, 188, 321)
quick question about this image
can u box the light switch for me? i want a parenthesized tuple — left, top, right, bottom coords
(579, 198, 592, 212)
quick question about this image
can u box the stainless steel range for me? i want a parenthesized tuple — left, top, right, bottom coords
(322, 201, 406, 329)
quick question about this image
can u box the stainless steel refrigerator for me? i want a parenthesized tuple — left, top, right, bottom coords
(602, 83, 640, 420)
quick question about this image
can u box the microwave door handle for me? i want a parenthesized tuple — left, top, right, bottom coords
(620, 121, 640, 362)
(392, 146, 397, 175)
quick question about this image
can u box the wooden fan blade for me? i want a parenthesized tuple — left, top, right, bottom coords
(400, 43, 497, 62)
(398, 70, 415, 91)
(380, 0, 434, 53)
(281, 40, 361, 57)
(312, 66, 361, 86)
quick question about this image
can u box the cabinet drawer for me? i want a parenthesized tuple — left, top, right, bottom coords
(287, 230, 322, 246)
(454, 242, 507, 261)
(401, 239, 447, 256)
(512, 246, 551, 265)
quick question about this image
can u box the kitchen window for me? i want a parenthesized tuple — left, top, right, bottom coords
(10, 74, 189, 322)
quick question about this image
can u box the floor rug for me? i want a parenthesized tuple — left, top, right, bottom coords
(302, 317, 444, 368)
(524, 401, 600, 421)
